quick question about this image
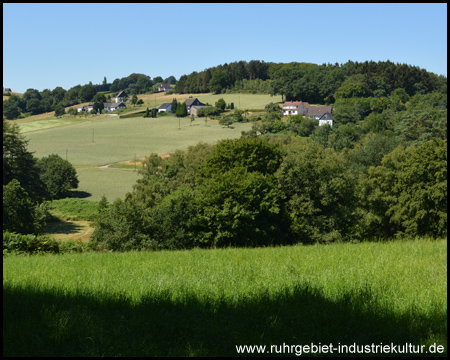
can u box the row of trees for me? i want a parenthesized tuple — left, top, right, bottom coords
(3, 73, 178, 120)
(3, 120, 79, 234)
(90, 135, 447, 251)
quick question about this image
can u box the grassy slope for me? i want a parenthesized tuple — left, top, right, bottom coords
(23, 114, 251, 201)
(3, 238, 447, 356)
(23, 116, 252, 166)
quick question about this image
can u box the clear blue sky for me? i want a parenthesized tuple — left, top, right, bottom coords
(3, 3, 447, 93)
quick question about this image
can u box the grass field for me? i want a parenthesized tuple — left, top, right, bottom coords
(3, 238, 447, 356)
(24, 115, 252, 166)
(23, 115, 252, 201)
(74, 166, 141, 202)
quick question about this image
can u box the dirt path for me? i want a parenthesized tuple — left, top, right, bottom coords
(45, 220, 94, 242)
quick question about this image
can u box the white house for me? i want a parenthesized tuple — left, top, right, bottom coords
(282, 101, 309, 116)
(115, 90, 128, 103)
(318, 112, 334, 127)
(77, 105, 87, 112)
(103, 102, 126, 112)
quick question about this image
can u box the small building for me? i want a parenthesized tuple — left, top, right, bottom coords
(4, 88, 12, 92)
(77, 105, 87, 112)
(318, 112, 334, 127)
(158, 84, 173, 92)
(158, 103, 172, 113)
(115, 90, 128, 103)
(190, 105, 210, 116)
(184, 98, 206, 114)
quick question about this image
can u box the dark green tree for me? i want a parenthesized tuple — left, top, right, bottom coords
(198, 137, 282, 178)
(3, 100, 21, 120)
(276, 139, 358, 243)
(3, 179, 44, 234)
(37, 154, 79, 199)
(176, 102, 187, 117)
(54, 104, 65, 117)
(195, 167, 286, 248)
(3, 120, 47, 202)
(78, 84, 97, 102)
(359, 138, 447, 239)
(171, 98, 178, 114)
(26, 98, 42, 115)
(215, 98, 226, 112)
(209, 70, 230, 94)
(145, 107, 150, 118)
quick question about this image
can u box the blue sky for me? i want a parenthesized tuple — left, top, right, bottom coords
(3, 3, 447, 93)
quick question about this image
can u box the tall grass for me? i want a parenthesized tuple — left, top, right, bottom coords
(3, 238, 447, 356)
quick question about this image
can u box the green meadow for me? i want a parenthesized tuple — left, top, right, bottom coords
(22, 114, 253, 201)
(3, 238, 447, 357)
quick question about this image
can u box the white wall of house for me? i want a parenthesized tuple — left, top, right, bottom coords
(319, 120, 333, 126)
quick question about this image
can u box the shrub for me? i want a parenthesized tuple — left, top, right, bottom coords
(3, 231, 59, 255)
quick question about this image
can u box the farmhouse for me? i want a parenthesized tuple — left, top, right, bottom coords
(103, 102, 126, 112)
(115, 90, 128, 103)
(158, 103, 172, 113)
(184, 98, 206, 114)
(282, 100, 333, 122)
(282, 101, 309, 116)
(158, 84, 173, 92)
(306, 105, 333, 120)
(318, 112, 334, 127)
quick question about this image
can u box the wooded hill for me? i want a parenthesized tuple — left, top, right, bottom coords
(174, 60, 447, 102)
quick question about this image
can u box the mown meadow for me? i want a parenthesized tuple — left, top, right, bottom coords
(21, 111, 253, 201)
(3, 238, 447, 357)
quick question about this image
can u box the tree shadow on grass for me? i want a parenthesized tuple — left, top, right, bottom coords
(3, 283, 446, 357)
(44, 221, 85, 235)
(65, 190, 92, 199)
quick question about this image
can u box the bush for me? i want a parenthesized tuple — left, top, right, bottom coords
(3, 231, 59, 255)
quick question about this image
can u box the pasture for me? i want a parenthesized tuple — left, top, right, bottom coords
(23, 114, 253, 201)
(3, 238, 447, 356)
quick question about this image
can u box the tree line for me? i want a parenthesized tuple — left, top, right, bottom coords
(3, 73, 177, 120)
(90, 135, 446, 251)
(174, 60, 446, 101)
